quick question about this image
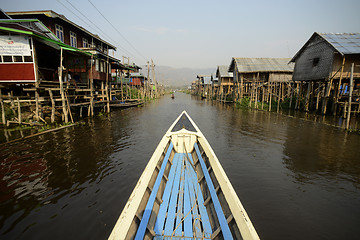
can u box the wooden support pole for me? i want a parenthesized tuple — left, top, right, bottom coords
(0, 89, 6, 125)
(269, 82, 272, 111)
(17, 97, 21, 124)
(289, 82, 294, 109)
(58, 48, 68, 123)
(65, 92, 74, 123)
(334, 56, 346, 115)
(305, 82, 311, 112)
(295, 82, 302, 110)
(90, 56, 94, 117)
(48, 89, 55, 123)
(346, 63, 354, 130)
(277, 83, 280, 113)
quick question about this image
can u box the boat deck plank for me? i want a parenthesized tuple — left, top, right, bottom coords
(163, 154, 183, 236)
(154, 152, 213, 239)
(194, 143, 233, 239)
(154, 153, 180, 235)
(134, 143, 173, 240)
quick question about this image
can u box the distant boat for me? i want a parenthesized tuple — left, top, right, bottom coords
(108, 111, 259, 240)
(171, 93, 175, 99)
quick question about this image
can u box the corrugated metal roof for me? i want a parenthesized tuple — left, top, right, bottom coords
(318, 33, 360, 55)
(217, 65, 233, 77)
(232, 58, 294, 73)
(203, 76, 211, 85)
(7, 10, 117, 50)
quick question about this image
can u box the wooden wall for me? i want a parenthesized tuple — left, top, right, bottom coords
(292, 35, 334, 81)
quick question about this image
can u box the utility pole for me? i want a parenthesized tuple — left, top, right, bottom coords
(151, 59, 157, 98)
(147, 61, 150, 98)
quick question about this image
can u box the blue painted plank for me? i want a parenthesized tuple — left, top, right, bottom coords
(154, 153, 180, 235)
(163, 153, 183, 236)
(134, 142, 173, 240)
(174, 157, 186, 237)
(183, 158, 193, 238)
(194, 143, 233, 240)
(185, 160, 202, 238)
(187, 153, 212, 238)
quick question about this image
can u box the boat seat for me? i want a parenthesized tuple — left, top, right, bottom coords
(154, 153, 212, 239)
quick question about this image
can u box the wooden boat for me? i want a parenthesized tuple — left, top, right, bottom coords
(108, 111, 259, 240)
(110, 101, 144, 109)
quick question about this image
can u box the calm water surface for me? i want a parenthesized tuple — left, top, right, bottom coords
(1, 93, 360, 239)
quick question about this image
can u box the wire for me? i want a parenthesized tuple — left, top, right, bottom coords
(87, 0, 148, 62)
(58, 0, 138, 60)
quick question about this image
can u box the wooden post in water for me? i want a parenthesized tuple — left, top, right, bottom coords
(33, 45, 40, 121)
(277, 83, 280, 113)
(268, 82, 272, 111)
(48, 89, 55, 123)
(0, 89, 6, 125)
(17, 97, 21, 124)
(89, 55, 94, 117)
(334, 56, 346, 115)
(346, 63, 354, 130)
(58, 48, 68, 123)
(106, 55, 110, 113)
(305, 82, 311, 112)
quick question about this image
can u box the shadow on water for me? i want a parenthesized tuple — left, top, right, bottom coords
(0, 93, 360, 240)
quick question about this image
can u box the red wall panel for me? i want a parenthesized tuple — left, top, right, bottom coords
(0, 64, 35, 82)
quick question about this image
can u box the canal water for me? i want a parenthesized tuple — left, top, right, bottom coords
(1, 93, 359, 239)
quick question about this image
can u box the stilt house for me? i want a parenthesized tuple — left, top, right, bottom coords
(290, 32, 360, 114)
(216, 65, 233, 102)
(228, 58, 293, 102)
(5, 10, 118, 87)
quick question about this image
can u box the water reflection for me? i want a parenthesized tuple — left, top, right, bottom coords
(283, 120, 360, 188)
(0, 113, 132, 238)
(0, 93, 359, 240)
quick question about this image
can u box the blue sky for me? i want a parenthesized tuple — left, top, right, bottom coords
(2, 0, 360, 68)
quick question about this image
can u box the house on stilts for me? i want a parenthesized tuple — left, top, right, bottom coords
(228, 57, 294, 110)
(216, 65, 233, 102)
(290, 32, 360, 115)
(0, 9, 142, 125)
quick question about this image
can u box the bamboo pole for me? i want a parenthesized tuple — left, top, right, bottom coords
(58, 48, 68, 123)
(106, 56, 110, 113)
(277, 83, 280, 113)
(90, 55, 94, 117)
(0, 89, 6, 125)
(334, 56, 346, 114)
(48, 89, 55, 123)
(65, 92, 74, 123)
(17, 97, 21, 124)
(33, 45, 40, 121)
(346, 63, 354, 130)
(268, 82, 272, 111)
(305, 82, 311, 112)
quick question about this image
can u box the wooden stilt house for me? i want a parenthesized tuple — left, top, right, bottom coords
(290, 32, 360, 114)
(228, 58, 293, 110)
(216, 65, 234, 102)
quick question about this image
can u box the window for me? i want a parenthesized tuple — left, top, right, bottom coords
(313, 57, 320, 67)
(95, 59, 99, 71)
(70, 31, 77, 48)
(3, 56, 12, 62)
(24, 56, 33, 62)
(55, 24, 64, 42)
(14, 56, 23, 62)
(100, 60, 104, 72)
(83, 38, 88, 48)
